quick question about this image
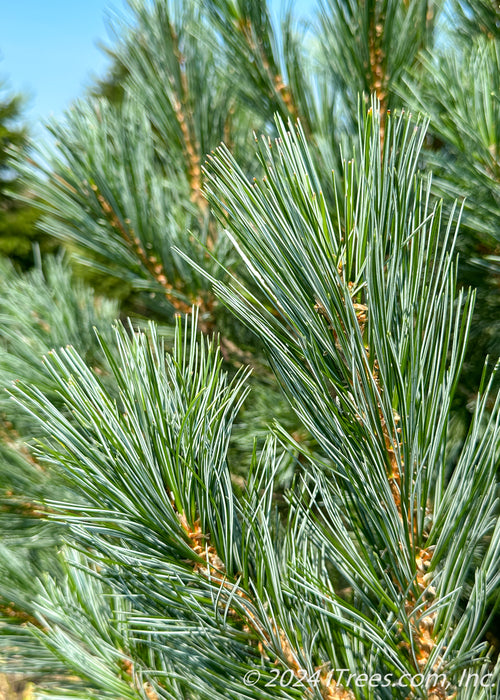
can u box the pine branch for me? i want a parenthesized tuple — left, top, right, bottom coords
(452, 0, 500, 38)
(7, 315, 316, 697)
(317, 0, 441, 136)
(11, 100, 225, 320)
(166, 19, 206, 214)
(200, 100, 500, 695)
(0, 254, 119, 434)
(203, 0, 303, 126)
(401, 36, 500, 243)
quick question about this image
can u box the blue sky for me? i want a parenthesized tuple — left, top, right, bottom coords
(0, 0, 313, 136)
(0, 0, 123, 132)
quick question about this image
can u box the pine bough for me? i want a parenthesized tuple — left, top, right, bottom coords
(1, 104, 500, 700)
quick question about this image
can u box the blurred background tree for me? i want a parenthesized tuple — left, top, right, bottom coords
(0, 76, 55, 269)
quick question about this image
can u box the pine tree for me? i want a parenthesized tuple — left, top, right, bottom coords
(0, 78, 54, 268)
(1, 1, 500, 699)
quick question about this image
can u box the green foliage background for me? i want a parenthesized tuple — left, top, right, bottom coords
(0, 81, 56, 268)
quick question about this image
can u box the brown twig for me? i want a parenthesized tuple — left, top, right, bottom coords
(119, 658, 160, 700)
(314, 278, 448, 697)
(367, 10, 388, 146)
(92, 186, 193, 315)
(237, 16, 305, 133)
(0, 603, 45, 631)
(168, 24, 208, 219)
(176, 501, 355, 697)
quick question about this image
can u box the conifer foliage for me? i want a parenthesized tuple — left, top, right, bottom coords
(1, 1, 500, 699)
